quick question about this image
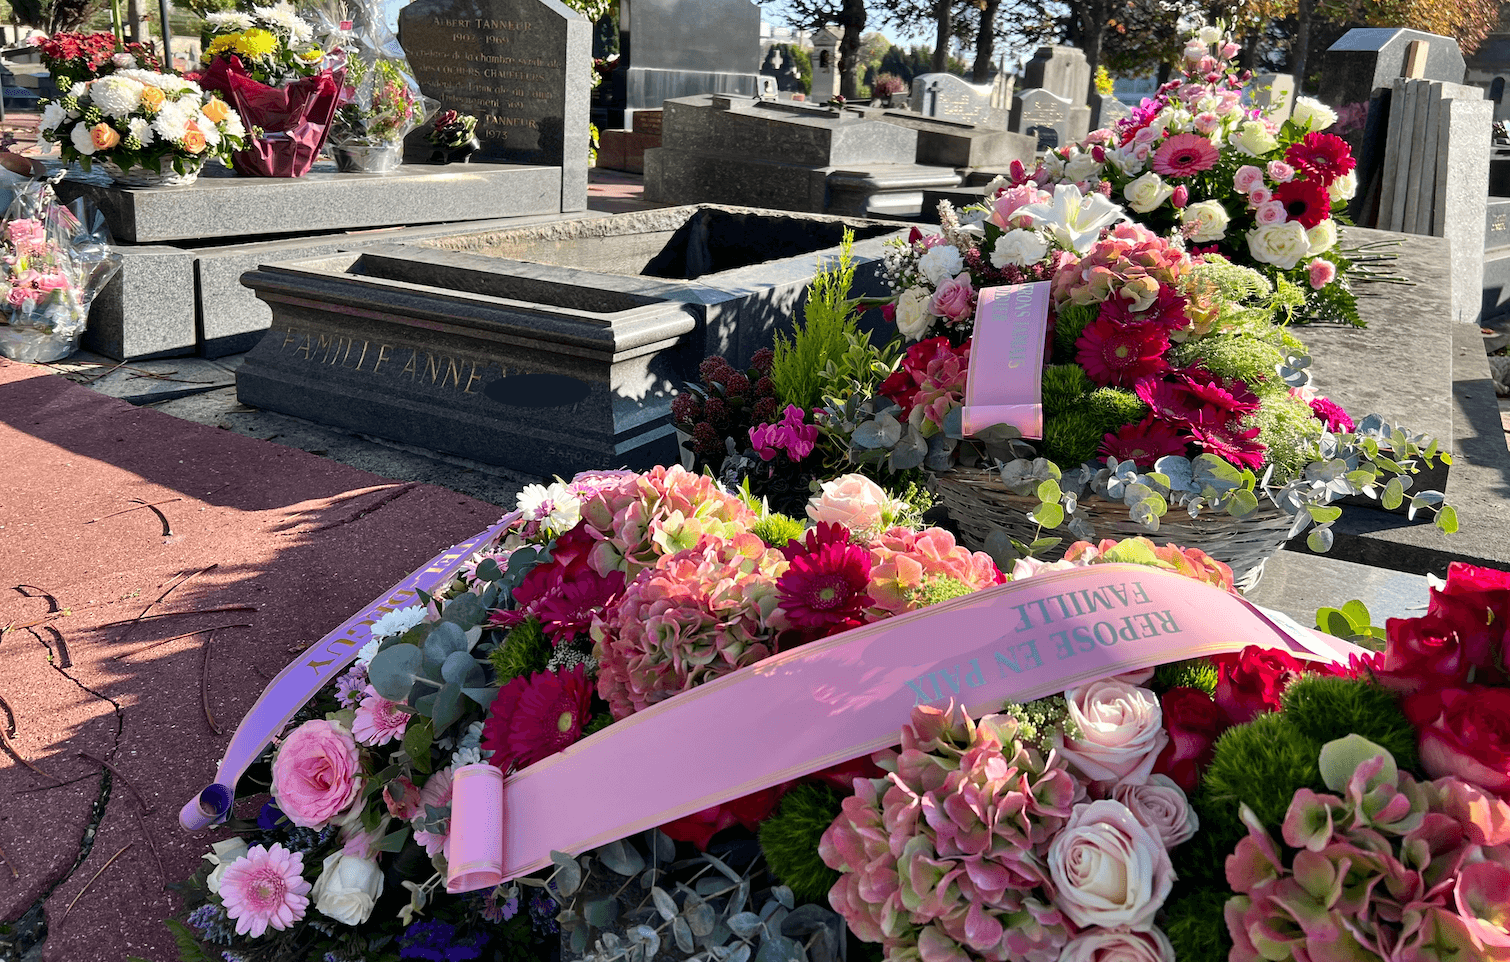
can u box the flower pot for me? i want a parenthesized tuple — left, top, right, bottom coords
(428, 135, 481, 165)
(101, 156, 203, 188)
(332, 143, 404, 174)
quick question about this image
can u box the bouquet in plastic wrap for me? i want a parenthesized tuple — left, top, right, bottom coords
(198, 2, 344, 177)
(322, 0, 435, 173)
(0, 175, 122, 362)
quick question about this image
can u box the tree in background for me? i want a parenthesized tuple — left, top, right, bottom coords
(876, 42, 970, 82)
(780, 0, 868, 97)
(774, 42, 814, 93)
(878, 0, 974, 72)
(10, 0, 104, 33)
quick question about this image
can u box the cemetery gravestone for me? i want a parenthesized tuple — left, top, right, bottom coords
(1010, 88, 1089, 151)
(1089, 92, 1129, 130)
(909, 73, 1008, 128)
(1022, 46, 1090, 105)
(399, 0, 591, 210)
(1249, 73, 1296, 123)
(614, 0, 763, 120)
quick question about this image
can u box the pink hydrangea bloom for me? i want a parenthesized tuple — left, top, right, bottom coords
(217, 843, 311, 938)
(866, 527, 1005, 616)
(1052, 224, 1190, 311)
(576, 464, 757, 579)
(352, 685, 410, 746)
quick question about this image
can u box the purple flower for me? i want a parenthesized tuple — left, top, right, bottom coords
(333, 664, 368, 708)
(256, 802, 286, 831)
(748, 405, 818, 463)
(398, 919, 487, 961)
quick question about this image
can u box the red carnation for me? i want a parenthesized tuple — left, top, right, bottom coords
(659, 784, 790, 849)
(1284, 131, 1356, 186)
(1272, 178, 1331, 228)
(1308, 396, 1353, 432)
(481, 665, 594, 773)
(1076, 317, 1171, 387)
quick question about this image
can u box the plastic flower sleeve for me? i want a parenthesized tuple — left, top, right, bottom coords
(320, 0, 436, 162)
(0, 174, 123, 362)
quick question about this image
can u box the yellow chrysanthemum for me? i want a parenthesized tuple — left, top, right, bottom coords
(297, 47, 322, 61)
(232, 28, 278, 59)
(205, 35, 240, 60)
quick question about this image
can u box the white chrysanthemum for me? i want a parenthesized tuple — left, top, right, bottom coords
(151, 98, 197, 142)
(89, 76, 145, 119)
(197, 114, 222, 148)
(254, 2, 313, 42)
(515, 481, 581, 533)
(355, 638, 381, 665)
(39, 101, 66, 133)
(369, 604, 428, 643)
(68, 82, 87, 98)
(220, 111, 246, 139)
(205, 10, 254, 31)
(127, 117, 155, 145)
(112, 52, 137, 68)
(69, 123, 96, 155)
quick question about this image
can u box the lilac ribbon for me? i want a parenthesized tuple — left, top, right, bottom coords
(179, 515, 519, 832)
(962, 282, 1052, 439)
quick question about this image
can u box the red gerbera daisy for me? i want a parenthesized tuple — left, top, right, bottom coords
(777, 533, 873, 631)
(1190, 424, 1266, 470)
(481, 664, 593, 773)
(1284, 131, 1355, 186)
(1136, 374, 1200, 423)
(1151, 133, 1221, 178)
(1272, 179, 1331, 229)
(533, 569, 627, 643)
(1100, 416, 1190, 467)
(1178, 370, 1261, 417)
(1077, 317, 1171, 388)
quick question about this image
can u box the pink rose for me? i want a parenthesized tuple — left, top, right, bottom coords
(1048, 800, 1174, 930)
(1308, 258, 1337, 289)
(1254, 200, 1287, 225)
(1112, 774, 1198, 849)
(1266, 160, 1295, 183)
(1193, 112, 1220, 134)
(987, 183, 1050, 229)
(1411, 686, 1510, 798)
(1060, 927, 1176, 962)
(270, 720, 364, 829)
(1248, 188, 1272, 207)
(1233, 165, 1265, 193)
(1057, 680, 1169, 786)
(927, 272, 976, 325)
(807, 474, 891, 536)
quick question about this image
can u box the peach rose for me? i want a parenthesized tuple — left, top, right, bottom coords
(1057, 679, 1169, 786)
(139, 85, 165, 111)
(1048, 799, 1174, 930)
(89, 123, 121, 150)
(270, 719, 363, 829)
(181, 123, 207, 154)
(807, 474, 891, 537)
(202, 98, 230, 123)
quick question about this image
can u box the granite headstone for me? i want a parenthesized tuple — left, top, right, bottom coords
(615, 0, 763, 117)
(399, 0, 591, 210)
(1249, 72, 1295, 123)
(1022, 46, 1090, 105)
(1010, 88, 1089, 151)
(1088, 92, 1129, 130)
(909, 73, 1007, 128)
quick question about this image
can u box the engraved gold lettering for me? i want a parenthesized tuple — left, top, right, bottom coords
(443, 356, 463, 388)
(464, 360, 486, 394)
(372, 343, 393, 374)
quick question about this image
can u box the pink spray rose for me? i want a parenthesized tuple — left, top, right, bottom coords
(1308, 258, 1337, 289)
(1056, 680, 1169, 786)
(270, 720, 364, 829)
(1233, 165, 1265, 193)
(1112, 774, 1199, 849)
(927, 271, 976, 325)
(1048, 799, 1174, 930)
(1059, 927, 1176, 962)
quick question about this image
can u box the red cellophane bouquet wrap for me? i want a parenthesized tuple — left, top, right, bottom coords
(199, 55, 342, 177)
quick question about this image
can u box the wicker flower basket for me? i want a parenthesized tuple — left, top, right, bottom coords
(101, 158, 203, 188)
(933, 465, 1295, 591)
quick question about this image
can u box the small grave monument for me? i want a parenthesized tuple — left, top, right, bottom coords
(399, 0, 591, 210)
(812, 26, 842, 101)
(1089, 92, 1129, 130)
(1010, 88, 1090, 151)
(1022, 46, 1090, 104)
(1249, 73, 1296, 123)
(909, 73, 1008, 128)
(611, 0, 763, 124)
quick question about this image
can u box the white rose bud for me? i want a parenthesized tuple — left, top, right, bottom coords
(1228, 120, 1279, 157)
(202, 837, 249, 895)
(916, 244, 964, 286)
(893, 285, 934, 340)
(312, 851, 384, 925)
(1246, 221, 1311, 270)
(1291, 96, 1338, 132)
(1123, 171, 1174, 214)
(1198, 25, 1222, 44)
(1328, 169, 1358, 204)
(989, 228, 1050, 269)
(1178, 200, 1231, 242)
(1307, 218, 1338, 255)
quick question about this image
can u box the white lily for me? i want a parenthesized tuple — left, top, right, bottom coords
(1016, 184, 1126, 254)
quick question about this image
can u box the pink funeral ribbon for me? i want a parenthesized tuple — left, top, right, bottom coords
(961, 281, 1051, 440)
(179, 514, 520, 832)
(446, 562, 1368, 892)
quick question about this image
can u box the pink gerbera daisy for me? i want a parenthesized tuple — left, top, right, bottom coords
(1076, 317, 1171, 387)
(1100, 416, 1189, 467)
(1151, 133, 1220, 178)
(1136, 375, 1200, 422)
(217, 843, 310, 938)
(776, 524, 873, 630)
(1178, 371, 1260, 418)
(1190, 424, 1267, 470)
(352, 685, 410, 745)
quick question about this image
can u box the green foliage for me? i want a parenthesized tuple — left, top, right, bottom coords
(494, 906, 547, 962)
(752, 511, 806, 547)
(1280, 676, 1419, 773)
(908, 575, 977, 609)
(1086, 387, 1147, 427)
(166, 920, 214, 962)
(886, 479, 935, 530)
(487, 617, 551, 684)
(759, 783, 844, 903)
(1052, 303, 1098, 362)
(1169, 334, 1285, 386)
(1187, 255, 1273, 304)
(1041, 385, 1144, 468)
(1004, 695, 1078, 754)
(1161, 889, 1233, 962)
(1243, 390, 1323, 479)
(771, 230, 861, 412)
(1041, 407, 1107, 468)
(1151, 658, 1219, 696)
(1041, 364, 1093, 417)
(582, 712, 614, 736)
(1316, 599, 1388, 649)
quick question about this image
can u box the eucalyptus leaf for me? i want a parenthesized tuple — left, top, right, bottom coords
(631, 926, 661, 957)
(431, 683, 464, 732)
(1027, 501, 1064, 529)
(650, 829, 676, 862)
(772, 885, 795, 909)
(889, 428, 928, 471)
(673, 917, 696, 954)
(728, 913, 764, 940)
(369, 644, 425, 701)
(651, 886, 678, 922)
(598, 838, 645, 876)
(1340, 599, 1371, 628)
(584, 897, 619, 928)
(571, 924, 589, 955)
(441, 650, 483, 686)
(551, 851, 583, 896)
(374, 826, 410, 853)
(1307, 525, 1335, 552)
(476, 558, 504, 582)
(462, 686, 498, 709)
(1438, 504, 1459, 533)
(701, 851, 741, 882)
(727, 944, 753, 962)
(686, 900, 716, 937)
(424, 621, 469, 666)
(754, 935, 806, 962)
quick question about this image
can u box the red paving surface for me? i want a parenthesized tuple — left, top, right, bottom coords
(0, 358, 506, 961)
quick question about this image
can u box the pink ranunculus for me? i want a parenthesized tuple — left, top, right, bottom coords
(1048, 799, 1174, 930)
(1308, 258, 1337, 289)
(270, 720, 364, 829)
(1112, 773, 1199, 849)
(808, 474, 891, 536)
(1057, 679, 1169, 787)
(1233, 165, 1266, 194)
(1059, 927, 1176, 962)
(1254, 200, 1288, 225)
(927, 271, 976, 326)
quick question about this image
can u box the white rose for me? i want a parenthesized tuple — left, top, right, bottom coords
(1106, 145, 1146, 176)
(1307, 218, 1338, 255)
(202, 837, 249, 895)
(312, 851, 384, 925)
(1064, 150, 1101, 183)
(1198, 25, 1222, 44)
(1048, 800, 1174, 930)
(1246, 221, 1311, 269)
(1056, 680, 1169, 785)
(1060, 927, 1177, 962)
(916, 244, 964, 285)
(1291, 96, 1338, 132)
(69, 123, 97, 156)
(1112, 774, 1199, 849)
(1327, 170, 1357, 204)
(1123, 171, 1174, 214)
(1228, 121, 1279, 156)
(989, 228, 1049, 268)
(893, 285, 934, 340)
(1178, 200, 1230, 242)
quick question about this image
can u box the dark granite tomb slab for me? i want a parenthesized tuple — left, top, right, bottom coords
(399, 0, 590, 211)
(854, 107, 1035, 169)
(614, 0, 762, 118)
